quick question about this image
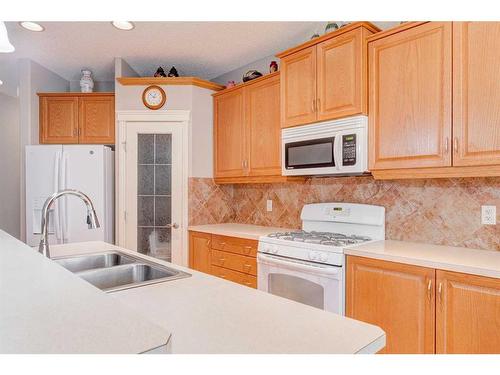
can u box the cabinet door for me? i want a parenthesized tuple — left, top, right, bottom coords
(346, 256, 435, 353)
(188, 231, 212, 274)
(39, 97, 79, 144)
(280, 46, 317, 128)
(368, 22, 452, 170)
(453, 22, 500, 166)
(79, 96, 115, 144)
(317, 28, 366, 121)
(214, 89, 246, 177)
(245, 74, 281, 176)
(436, 270, 500, 354)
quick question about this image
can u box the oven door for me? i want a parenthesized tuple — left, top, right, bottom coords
(257, 253, 344, 315)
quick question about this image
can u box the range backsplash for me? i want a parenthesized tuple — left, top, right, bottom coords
(188, 176, 500, 251)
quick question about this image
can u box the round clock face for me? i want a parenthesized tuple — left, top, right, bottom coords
(143, 85, 166, 109)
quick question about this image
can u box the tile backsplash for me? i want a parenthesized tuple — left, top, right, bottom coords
(189, 176, 500, 251)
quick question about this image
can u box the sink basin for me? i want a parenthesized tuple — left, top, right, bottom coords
(54, 252, 136, 273)
(53, 250, 191, 292)
(78, 263, 190, 292)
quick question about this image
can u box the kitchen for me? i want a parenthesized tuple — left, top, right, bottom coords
(0, 1, 499, 373)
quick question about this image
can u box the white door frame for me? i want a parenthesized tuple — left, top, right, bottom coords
(116, 110, 190, 266)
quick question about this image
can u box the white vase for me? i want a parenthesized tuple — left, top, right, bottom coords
(80, 70, 94, 93)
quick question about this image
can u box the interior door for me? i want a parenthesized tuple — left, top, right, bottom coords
(452, 22, 500, 166)
(124, 123, 183, 262)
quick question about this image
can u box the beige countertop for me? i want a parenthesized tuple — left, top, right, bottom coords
(188, 223, 295, 241)
(346, 240, 500, 279)
(49, 241, 386, 354)
(0, 231, 171, 354)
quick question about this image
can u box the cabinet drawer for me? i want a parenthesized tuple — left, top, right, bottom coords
(211, 235, 258, 257)
(211, 249, 257, 276)
(211, 265, 257, 288)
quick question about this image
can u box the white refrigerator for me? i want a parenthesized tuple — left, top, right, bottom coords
(25, 145, 114, 247)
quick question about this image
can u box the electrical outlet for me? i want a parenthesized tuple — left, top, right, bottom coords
(481, 205, 496, 225)
(266, 199, 273, 212)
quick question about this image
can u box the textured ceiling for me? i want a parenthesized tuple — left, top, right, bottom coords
(0, 22, 324, 82)
(0, 21, 399, 96)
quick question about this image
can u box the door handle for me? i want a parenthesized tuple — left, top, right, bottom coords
(166, 223, 179, 229)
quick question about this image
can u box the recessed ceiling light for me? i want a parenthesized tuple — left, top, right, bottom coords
(111, 21, 134, 31)
(0, 80, 3, 86)
(19, 21, 45, 32)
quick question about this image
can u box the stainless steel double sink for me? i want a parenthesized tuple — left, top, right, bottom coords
(53, 251, 191, 292)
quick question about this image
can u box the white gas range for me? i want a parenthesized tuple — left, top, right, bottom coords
(257, 203, 385, 315)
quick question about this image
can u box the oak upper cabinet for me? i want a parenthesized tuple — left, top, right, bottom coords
(278, 22, 379, 128)
(280, 46, 317, 127)
(368, 22, 452, 170)
(213, 88, 246, 178)
(436, 270, 500, 354)
(245, 73, 281, 177)
(317, 27, 369, 121)
(78, 95, 115, 144)
(453, 22, 500, 166)
(213, 72, 284, 183)
(39, 96, 79, 144)
(346, 256, 436, 354)
(188, 231, 212, 274)
(39, 93, 115, 144)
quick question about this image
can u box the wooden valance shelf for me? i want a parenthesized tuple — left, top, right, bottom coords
(116, 77, 225, 91)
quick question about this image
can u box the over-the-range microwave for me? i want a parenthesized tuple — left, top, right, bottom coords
(282, 115, 368, 176)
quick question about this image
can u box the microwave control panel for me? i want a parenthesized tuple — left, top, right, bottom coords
(342, 134, 357, 166)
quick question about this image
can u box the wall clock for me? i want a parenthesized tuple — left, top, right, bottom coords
(142, 85, 166, 110)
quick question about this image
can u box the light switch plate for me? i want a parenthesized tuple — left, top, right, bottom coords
(266, 199, 273, 212)
(481, 205, 496, 225)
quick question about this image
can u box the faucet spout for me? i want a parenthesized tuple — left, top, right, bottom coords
(38, 189, 100, 258)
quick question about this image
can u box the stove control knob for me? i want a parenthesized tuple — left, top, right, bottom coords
(271, 246, 279, 254)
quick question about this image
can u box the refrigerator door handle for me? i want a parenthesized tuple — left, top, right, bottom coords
(61, 150, 69, 243)
(53, 151, 62, 242)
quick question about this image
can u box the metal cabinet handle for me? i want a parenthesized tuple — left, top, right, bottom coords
(317, 98, 321, 112)
(206, 240, 211, 247)
(166, 223, 179, 229)
(220, 242, 226, 246)
(444, 137, 449, 154)
(311, 99, 315, 113)
(427, 279, 432, 300)
(438, 282, 443, 303)
(219, 258, 225, 262)
(453, 138, 459, 154)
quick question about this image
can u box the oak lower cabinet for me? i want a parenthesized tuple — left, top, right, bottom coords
(213, 72, 283, 183)
(346, 256, 435, 354)
(368, 21, 500, 179)
(38, 93, 115, 145)
(436, 270, 500, 354)
(346, 255, 500, 354)
(188, 231, 212, 274)
(278, 22, 379, 128)
(188, 231, 257, 288)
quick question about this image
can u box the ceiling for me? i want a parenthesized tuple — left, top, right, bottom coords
(0, 21, 399, 96)
(0, 22, 323, 84)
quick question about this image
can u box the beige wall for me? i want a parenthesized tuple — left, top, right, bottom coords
(115, 82, 214, 178)
(0, 93, 20, 238)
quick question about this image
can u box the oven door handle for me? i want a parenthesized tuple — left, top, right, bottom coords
(257, 253, 342, 277)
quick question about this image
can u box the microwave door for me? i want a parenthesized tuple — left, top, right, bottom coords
(285, 136, 335, 170)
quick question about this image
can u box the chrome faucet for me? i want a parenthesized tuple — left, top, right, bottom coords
(39, 189, 100, 258)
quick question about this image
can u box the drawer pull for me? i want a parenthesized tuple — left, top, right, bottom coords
(219, 258, 225, 262)
(220, 242, 226, 246)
